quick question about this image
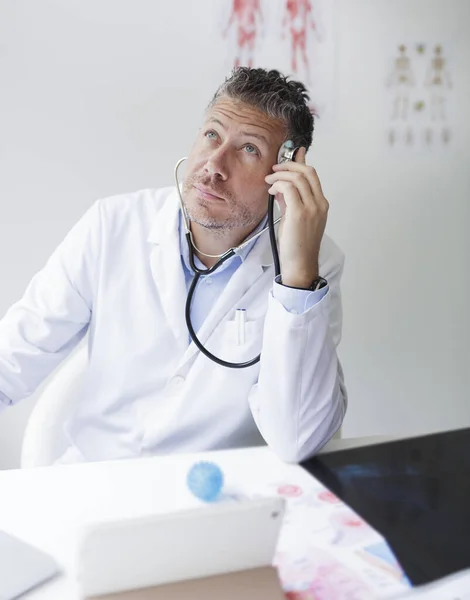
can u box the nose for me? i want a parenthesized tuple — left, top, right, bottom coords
(204, 146, 229, 181)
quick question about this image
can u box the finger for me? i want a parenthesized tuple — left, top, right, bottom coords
(273, 161, 326, 205)
(267, 180, 304, 213)
(295, 146, 307, 164)
(269, 172, 329, 215)
(265, 171, 314, 207)
(274, 193, 287, 218)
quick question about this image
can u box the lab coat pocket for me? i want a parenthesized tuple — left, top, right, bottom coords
(219, 317, 265, 364)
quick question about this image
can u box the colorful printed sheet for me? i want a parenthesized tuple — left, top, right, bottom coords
(246, 465, 411, 599)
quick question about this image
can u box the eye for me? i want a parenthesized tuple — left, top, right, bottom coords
(205, 130, 218, 141)
(244, 144, 259, 156)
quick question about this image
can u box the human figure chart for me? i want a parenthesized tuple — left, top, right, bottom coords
(386, 42, 453, 149)
(220, 1, 334, 123)
(282, 0, 323, 84)
(387, 44, 415, 121)
(425, 45, 452, 122)
(223, 0, 264, 69)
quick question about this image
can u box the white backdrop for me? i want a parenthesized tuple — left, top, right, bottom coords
(1, 0, 469, 469)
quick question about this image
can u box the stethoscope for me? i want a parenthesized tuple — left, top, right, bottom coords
(174, 140, 299, 369)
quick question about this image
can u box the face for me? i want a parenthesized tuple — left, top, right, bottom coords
(182, 97, 286, 232)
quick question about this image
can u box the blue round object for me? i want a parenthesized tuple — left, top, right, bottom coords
(187, 461, 224, 502)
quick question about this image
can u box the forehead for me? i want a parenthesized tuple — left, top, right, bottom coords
(204, 97, 286, 144)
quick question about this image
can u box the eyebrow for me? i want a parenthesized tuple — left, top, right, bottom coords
(207, 118, 270, 146)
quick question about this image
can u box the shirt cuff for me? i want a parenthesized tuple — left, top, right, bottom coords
(272, 276, 329, 315)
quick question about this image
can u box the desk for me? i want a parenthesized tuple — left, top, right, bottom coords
(0, 446, 331, 599)
(1, 437, 411, 600)
(0, 437, 420, 598)
(3, 432, 470, 597)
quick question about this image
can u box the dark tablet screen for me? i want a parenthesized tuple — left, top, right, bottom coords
(302, 428, 470, 585)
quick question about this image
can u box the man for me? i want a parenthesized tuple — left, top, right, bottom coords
(0, 67, 346, 465)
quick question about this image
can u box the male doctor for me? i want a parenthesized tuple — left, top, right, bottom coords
(0, 67, 346, 465)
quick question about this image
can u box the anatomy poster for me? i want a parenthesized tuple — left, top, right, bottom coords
(219, 0, 337, 131)
(385, 42, 453, 152)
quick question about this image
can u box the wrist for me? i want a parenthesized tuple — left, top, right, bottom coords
(280, 267, 319, 290)
(281, 277, 317, 289)
(276, 274, 327, 293)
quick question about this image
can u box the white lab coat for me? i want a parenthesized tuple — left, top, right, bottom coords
(0, 187, 346, 463)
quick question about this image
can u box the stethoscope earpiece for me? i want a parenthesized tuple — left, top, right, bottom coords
(277, 140, 299, 164)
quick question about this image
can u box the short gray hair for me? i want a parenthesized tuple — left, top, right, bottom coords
(209, 67, 314, 151)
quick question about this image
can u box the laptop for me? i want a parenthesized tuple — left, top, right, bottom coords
(0, 530, 60, 599)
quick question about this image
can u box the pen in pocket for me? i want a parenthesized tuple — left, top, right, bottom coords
(235, 309, 246, 346)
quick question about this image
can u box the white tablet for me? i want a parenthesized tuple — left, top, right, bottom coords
(77, 496, 285, 598)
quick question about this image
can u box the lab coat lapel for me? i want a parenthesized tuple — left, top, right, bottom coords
(176, 231, 273, 369)
(148, 189, 188, 351)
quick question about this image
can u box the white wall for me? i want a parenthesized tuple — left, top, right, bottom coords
(1, 0, 469, 469)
